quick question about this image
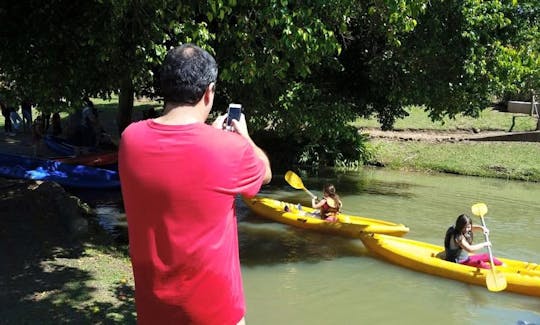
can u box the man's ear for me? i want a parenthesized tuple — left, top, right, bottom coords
(204, 82, 216, 105)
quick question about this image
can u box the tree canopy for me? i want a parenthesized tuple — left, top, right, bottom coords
(0, 0, 538, 166)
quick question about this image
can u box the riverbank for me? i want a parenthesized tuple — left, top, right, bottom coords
(363, 128, 540, 182)
(354, 106, 540, 182)
(0, 178, 136, 323)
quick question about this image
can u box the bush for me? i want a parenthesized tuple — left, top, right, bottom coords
(253, 125, 370, 171)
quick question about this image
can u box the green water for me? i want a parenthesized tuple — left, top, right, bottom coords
(238, 169, 540, 325)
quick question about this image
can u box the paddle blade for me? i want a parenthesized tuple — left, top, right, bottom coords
(486, 270, 507, 292)
(471, 203, 488, 217)
(285, 170, 305, 190)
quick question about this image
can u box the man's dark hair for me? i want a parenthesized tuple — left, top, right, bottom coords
(160, 43, 218, 105)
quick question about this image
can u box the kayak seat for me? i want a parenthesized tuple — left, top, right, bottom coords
(434, 251, 446, 260)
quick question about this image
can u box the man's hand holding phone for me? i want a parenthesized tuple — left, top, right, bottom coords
(211, 103, 254, 142)
(225, 103, 242, 131)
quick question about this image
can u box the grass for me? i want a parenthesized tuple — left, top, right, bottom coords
(91, 97, 162, 139)
(357, 105, 540, 182)
(369, 140, 540, 182)
(352, 105, 538, 132)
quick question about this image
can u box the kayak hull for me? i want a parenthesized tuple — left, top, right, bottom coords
(0, 152, 120, 189)
(359, 233, 540, 297)
(44, 135, 98, 156)
(242, 197, 409, 237)
(51, 151, 118, 169)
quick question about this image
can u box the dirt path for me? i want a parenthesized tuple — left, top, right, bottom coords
(361, 128, 530, 142)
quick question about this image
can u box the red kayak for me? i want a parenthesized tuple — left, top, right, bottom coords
(51, 151, 118, 169)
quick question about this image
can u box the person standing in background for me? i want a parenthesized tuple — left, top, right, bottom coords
(81, 97, 99, 146)
(1, 101, 14, 136)
(51, 112, 62, 136)
(21, 100, 32, 132)
(31, 115, 44, 156)
(119, 43, 272, 324)
(10, 106, 23, 131)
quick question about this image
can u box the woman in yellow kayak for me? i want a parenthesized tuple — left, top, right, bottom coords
(444, 214, 503, 269)
(312, 184, 342, 222)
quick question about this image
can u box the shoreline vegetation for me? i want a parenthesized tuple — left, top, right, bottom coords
(1, 99, 538, 182)
(96, 99, 538, 183)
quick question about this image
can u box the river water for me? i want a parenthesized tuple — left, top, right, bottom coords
(88, 168, 540, 325)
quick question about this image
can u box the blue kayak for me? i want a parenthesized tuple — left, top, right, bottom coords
(0, 153, 120, 189)
(44, 135, 98, 156)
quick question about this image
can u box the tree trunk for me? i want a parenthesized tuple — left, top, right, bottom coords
(117, 78, 134, 136)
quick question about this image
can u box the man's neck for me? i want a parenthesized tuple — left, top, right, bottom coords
(154, 102, 207, 125)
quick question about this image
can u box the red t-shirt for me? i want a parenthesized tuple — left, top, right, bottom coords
(119, 120, 266, 324)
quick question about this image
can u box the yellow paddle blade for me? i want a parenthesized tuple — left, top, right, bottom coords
(471, 202, 488, 217)
(486, 269, 507, 292)
(284, 170, 305, 190)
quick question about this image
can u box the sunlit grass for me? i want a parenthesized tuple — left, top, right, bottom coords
(352, 105, 538, 132)
(370, 139, 540, 182)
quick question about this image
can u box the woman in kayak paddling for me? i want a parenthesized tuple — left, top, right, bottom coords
(312, 184, 342, 222)
(444, 214, 502, 269)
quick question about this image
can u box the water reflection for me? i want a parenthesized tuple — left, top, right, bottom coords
(239, 215, 368, 266)
(68, 188, 127, 243)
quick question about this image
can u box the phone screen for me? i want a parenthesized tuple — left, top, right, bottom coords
(226, 104, 242, 126)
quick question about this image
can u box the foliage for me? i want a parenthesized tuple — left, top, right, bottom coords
(326, 0, 540, 129)
(0, 2, 214, 112)
(249, 81, 367, 168)
(0, 0, 538, 166)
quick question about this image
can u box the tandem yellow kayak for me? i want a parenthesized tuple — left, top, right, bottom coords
(359, 233, 540, 297)
(242, 196, 409, 237)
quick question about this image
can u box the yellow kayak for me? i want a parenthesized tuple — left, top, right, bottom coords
(359, 233, 540, 297)
(242, 196, 409, 237)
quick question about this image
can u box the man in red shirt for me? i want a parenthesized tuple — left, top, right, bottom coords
(119, 43, 272, 324)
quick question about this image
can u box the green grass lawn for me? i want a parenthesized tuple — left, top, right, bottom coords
(353, 105, 538, 132)
(358, 106, 540, 182)
(369, 139, 540, 182)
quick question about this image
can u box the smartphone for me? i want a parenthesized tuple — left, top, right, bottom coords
(226, 103, 242, 130)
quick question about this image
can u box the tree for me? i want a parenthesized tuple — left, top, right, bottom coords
(0, 1, 215, 132)
(0, 1, 346, 135)
(331, 0, 540, 129)
(1, 1, 538, 166)
(0, 0, 357, 166)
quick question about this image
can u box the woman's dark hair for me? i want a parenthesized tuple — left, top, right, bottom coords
(159, 43, 218, 105)
(323, 184, 341, 206)
(455, 214, 473, 244)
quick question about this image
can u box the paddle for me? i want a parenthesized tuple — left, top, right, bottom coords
(471, 202, 507, 292)
(284, 170, 317, 199)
